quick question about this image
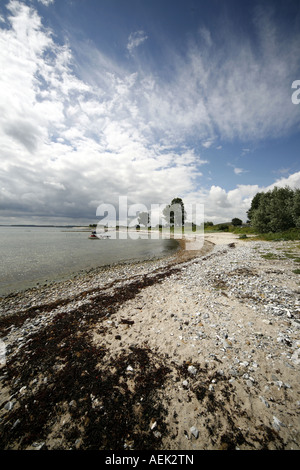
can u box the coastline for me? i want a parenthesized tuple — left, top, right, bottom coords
(0, 233, 299, 450)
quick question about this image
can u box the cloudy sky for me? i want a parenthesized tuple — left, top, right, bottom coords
(0, 0, 300, 225)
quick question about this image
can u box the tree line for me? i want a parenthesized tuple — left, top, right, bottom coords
(137, 197, 186, 229)
(247, 186, 300, 233)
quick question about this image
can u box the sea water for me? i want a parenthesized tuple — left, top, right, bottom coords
(0, 226, 178, 296)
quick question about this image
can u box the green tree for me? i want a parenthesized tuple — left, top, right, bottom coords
(247, 192, 263, 223)
(251, 191, 273, 233)
(138, 211, 149, 228)
(268, 186, 294, 232)
(292, 189, 300, 228)
(231, 218, 242, 226)
(250, 186, 295, 233)
(218, 223, 229, 231)
(204, 221, 214, 228)
(163, 197, 186, 227)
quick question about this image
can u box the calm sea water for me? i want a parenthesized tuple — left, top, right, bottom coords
(0, 227, 178, 296)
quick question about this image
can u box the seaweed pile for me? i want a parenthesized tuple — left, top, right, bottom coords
(0, 262, 183, 450)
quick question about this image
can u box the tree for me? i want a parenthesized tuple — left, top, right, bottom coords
(218, 223, 229, 231)
(231, 218, 242, 226)
(251, 191, 273, 233)
(138, 211, 149, 228)
(247, 192, 263, 223)
(268, 186, 294, 232)
(249, 186, 296, 233)
(292, 188, 300, 228)
(163, 197, 186, 227)
(204, 221, 214, 228)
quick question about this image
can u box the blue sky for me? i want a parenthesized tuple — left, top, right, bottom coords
(0, 0, 300, 225)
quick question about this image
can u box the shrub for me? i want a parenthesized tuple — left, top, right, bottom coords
(218, 223, 229, 231)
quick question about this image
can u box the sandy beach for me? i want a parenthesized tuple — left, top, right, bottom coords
(0, 232, 299, 450)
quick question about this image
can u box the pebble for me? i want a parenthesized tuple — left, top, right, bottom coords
(32, 442, 46, 450)
(187, 365, 197, 376)
(190, 426, 199, 439)
(259, 396, 270, 408)
(4, 401, 14, 411)
(272, 416, 284, 431)
(150, 419, 157, 430)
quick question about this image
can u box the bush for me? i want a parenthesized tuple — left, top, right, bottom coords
(218, 223, 229, 231)
(204, 221, 214, 228)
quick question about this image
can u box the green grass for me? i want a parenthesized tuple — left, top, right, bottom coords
(259, 239, 300, 268)
(231, 226, 257, 235)
(253, 228, 300, 241)
(204, 224, 257, 235)
(292, 269, 300, 274)
(283, 252, 297, 258)
(204, 223, 300, 241)
(261, 252, 281, 260)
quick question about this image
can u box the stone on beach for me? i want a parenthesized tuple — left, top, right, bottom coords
(190, 426, 199, 439)
(187, 365, 197, 376)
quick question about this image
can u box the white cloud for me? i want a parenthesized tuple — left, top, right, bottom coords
(267, 171, 300, 191)
(227, 163, 247, 176)
(202, 140, 214, 149)
(148, 6, 300, 144)
(234, 167, 246, 175)
(200, 172, 300, 224)
(43, 179, 66, 190)
(36, 0, 54, 6)
(140, 5, 299, 145)
(199, 26, 212, 47)
(193, 183, 258, 223)
(127, 30, 148, 55)
(119, 13, 300, 154)
(0, 1, 203, 223)
(208, 185, 232, 209)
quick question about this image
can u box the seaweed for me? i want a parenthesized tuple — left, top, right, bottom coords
(0, 263, 181, 450)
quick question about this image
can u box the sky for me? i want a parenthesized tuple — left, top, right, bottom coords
(0, 0, 300, 226)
